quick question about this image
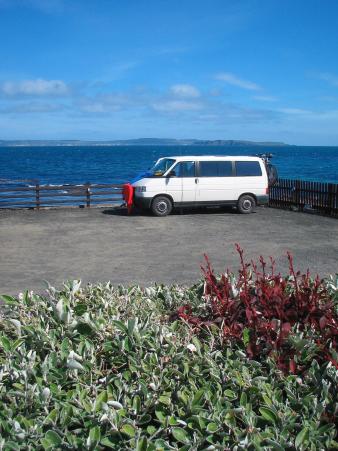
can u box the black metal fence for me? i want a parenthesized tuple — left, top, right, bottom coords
(0, 181, 124, 209)
(269, 179, 338, 218)
(0, 178, 337, 218)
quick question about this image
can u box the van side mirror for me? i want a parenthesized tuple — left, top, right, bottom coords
(167, 170, 176, 177)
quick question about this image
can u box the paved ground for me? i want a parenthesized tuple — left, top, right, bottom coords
(0, 206, 337, 295)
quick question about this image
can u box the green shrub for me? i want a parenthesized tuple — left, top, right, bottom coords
(176, 247, 338, 374)
(0, 279, 337, 450)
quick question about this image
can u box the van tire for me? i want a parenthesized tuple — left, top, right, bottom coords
(237, 195, 256, 214)
(151, 196, 173, 217)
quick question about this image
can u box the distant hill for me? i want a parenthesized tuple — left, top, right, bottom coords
(0, 138, 290, 147)
(190, 139, 289, 147)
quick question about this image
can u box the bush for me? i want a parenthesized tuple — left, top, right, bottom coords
(177, 245, 338, 375)
(0, 267, 337, 449)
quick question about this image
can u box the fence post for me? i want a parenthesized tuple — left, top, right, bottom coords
(36, 182, 40, 210)
(86, 183, 91, 208)
(295, 180, 302, 211)
(327, 183, 336, 217)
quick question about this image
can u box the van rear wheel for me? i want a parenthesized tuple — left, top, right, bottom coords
(151, 196, 173, 217)
(237, 195, 256, 214)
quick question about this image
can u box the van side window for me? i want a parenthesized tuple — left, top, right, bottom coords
(173, 161, 195, 177)
(235, 161, 262, 176)
(199, 161, 233, 177)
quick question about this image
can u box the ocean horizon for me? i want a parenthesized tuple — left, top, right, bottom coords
(1, 145, 337, 186)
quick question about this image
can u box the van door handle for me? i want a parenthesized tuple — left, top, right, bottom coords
(195, 178, 199, 184)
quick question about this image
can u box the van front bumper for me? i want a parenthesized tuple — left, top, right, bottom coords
(133, 196, 152, 210)
(256, 195, 269, 205)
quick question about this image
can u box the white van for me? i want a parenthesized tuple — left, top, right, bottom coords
(132, 155, 275, 216)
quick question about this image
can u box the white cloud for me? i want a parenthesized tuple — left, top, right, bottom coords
(80, 101, 121, 114)
(0, 102, 64, 113)
(253, 95, 277, 102)
(80, 102, 110, 113)
(152, 100, 202, 112)
(278, 108, 312, 115)
(209, 88, 223, 97)
(198, 114, 219, 120)
(1, 79, 69, 96)
(170, 84, 200, 98)
(92, 61, 139, 85)
(275, 107, 338, 121)
(317, 72, 338, 87)
(215, 72, 261, 91)
(76, 90, 150, 114)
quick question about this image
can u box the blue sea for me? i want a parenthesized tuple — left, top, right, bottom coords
(0, 145, 337, 185)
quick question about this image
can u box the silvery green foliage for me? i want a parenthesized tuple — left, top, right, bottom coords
(0, 280, 337, 450)
(326, 274, 338, 303)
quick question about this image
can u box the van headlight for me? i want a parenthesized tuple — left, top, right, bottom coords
(135, 186, 147, 192)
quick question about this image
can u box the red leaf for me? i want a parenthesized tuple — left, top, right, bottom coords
(246, 335, 258, 358)
(282, 322, 291, 333)
(246, 343, 255, 358)
(270, 319, 279, 331)
(177, 305, 191, 315)
(246, 307, 253, 322)
(319, 316, 327, 330)
(289, 359, 297, 373)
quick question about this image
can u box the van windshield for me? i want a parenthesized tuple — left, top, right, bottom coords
(149, 158, 176, 176)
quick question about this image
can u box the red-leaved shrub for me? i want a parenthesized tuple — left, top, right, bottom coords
(176, 245, 338, 373)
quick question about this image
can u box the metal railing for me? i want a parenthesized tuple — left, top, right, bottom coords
(269, 179, 338, 218)
(0, 178, 337, 218)
(0, 182, 124, 209)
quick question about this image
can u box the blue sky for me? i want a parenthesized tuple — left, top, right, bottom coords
(1, 0, 338, 145)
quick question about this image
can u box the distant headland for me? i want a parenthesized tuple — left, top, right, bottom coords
(0, 138, 290, 147)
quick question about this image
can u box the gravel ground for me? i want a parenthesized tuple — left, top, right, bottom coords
(0, 206, 337, 295)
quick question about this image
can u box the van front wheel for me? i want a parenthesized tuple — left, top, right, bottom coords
(151, 196, 173, 217)
(237, 195, 256, 214)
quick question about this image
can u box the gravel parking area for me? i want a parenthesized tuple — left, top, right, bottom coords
(0, 206, 337, 295)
